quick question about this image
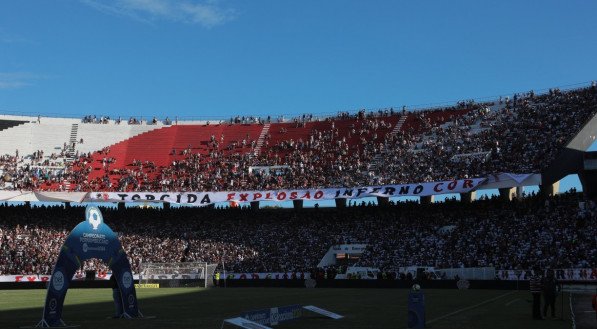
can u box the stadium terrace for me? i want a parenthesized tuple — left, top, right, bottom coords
(1, 84, 597, 205)
(1, 83, 597, 329)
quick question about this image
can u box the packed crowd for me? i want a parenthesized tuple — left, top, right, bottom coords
(0, 192, 595, 276)
(1, 85, 596, 192)
(356, 192, 596, 271)
(12, 143, 82, 187)
(0, 145, 71, 190)
(80, 86, 596, 191)
(372, 86, 597, 183)
(26, 103, 477, 191)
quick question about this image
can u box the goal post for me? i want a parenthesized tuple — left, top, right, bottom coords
(139, 262, 218, 288)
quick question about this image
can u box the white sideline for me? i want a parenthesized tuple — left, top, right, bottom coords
(427, 291, 516, 324)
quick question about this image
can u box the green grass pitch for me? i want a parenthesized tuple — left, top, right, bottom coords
(0, 288, 571, 328)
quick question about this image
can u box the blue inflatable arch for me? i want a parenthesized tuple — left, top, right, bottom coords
(38, 206, 141, 327)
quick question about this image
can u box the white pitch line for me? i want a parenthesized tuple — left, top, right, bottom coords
(427, 291, 517, 324)
(505, 298, 521, 307)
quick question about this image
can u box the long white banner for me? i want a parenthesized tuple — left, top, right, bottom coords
(0, 174, 543, 204)
(88, 178, 486, 205)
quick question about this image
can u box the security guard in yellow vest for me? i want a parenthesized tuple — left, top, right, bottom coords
(214, 272, 220, 287)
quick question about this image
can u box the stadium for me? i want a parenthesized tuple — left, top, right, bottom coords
(1, 2, 596, 329)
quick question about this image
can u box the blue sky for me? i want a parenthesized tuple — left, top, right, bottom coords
(1, 0, 596, 119)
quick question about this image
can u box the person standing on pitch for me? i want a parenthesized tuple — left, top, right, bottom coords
(110, 274, 124, 318)
(529, 267, 543, 320)
(542, 269, 558, 318)
(214, 271, 220, 287)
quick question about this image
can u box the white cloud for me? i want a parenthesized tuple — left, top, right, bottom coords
(0, 73, 44, 90)
(80, 0, 235, 28)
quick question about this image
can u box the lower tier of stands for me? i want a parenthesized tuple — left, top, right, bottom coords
(0, 192, 594, 276)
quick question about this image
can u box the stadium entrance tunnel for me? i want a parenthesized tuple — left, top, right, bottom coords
(36, 206, 142, 327)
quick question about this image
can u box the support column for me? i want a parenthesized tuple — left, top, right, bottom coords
(460, 191, 476, 203)
(499, 187, 516, 201)
(163, 202, 171, 210)
(117, 202, 126, 211)
(539, 181, 560, 197)
(335, 198, 347, 208)
(420, 195, 434, 204)
(64, 202, 71, 209)
(292, 200, 303, 209)
(516, 186, 524, 200)
(578, 171, 597, 199)
(551, 181, 560, 195)
(376, 197, 389, 207)
(250, 201, 260, 210)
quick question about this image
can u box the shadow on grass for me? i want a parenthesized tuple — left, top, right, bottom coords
(0, 288, 573, 329)
(1, 288, 215, 329)
(1, 288, 364, 329)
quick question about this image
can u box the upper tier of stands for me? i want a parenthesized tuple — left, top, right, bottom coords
(1, 85, 596, 191)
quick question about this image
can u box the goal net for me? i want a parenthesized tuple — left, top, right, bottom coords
(139, 262, 218, 288)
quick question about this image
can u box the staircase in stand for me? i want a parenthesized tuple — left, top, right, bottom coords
(253, 123, 270, 155)
(389, 115, 407, 135)
(66, 124, 79, 162)
(369, 115, 408, 171)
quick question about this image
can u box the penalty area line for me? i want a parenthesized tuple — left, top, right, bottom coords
(427, 291, 517, 324)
